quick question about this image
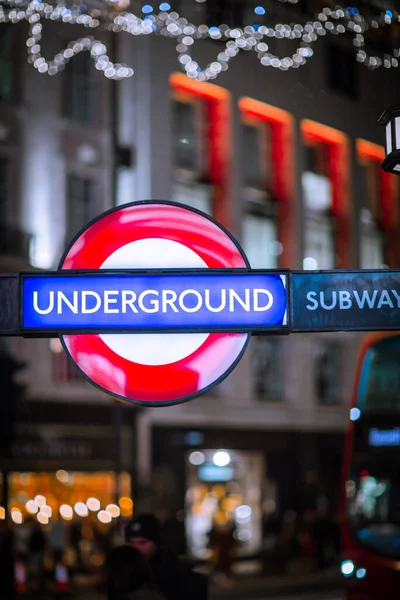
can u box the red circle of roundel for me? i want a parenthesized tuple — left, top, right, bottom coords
(59, 201, 250, 407)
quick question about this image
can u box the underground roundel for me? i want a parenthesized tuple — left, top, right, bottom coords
(59, 201, 250, 407)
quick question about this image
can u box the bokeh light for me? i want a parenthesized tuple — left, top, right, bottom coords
(37, 512, 49, 525)
(106, 504, 120, 518)
(97, 510, 112, 524)
(41, 505, 52, 517)
(189, 451, 205, 466)
(11, 509, 23, 524)
(26, 500, 39, 514)
(56, 470, 70, 483)
(60, 504, 73, 520)
(119, 497, 133, 518)
(213, 450, 231, 467)
(34, 495, 46, 507)
(87, 497, 101, 512)
(0, 506, 5, 520)
(75, 502, 89, 517)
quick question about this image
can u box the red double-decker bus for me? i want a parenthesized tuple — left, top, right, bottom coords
(341, 332, 400, 599)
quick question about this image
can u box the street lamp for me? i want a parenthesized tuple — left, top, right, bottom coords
(378, 106, 400, 175)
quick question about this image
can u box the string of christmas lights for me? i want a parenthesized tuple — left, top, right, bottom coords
(0, 0, 399, 81)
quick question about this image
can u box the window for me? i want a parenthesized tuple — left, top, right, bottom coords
(65, 53, 97, 124)
(0, 26, 13, 102)
(314, 341, 341, 405)
(328, 45, 357, 98)
(50, 339, 84, 382)
(67, 175, 96, 240)
(172, 99, 206, 175)
(242, 122, 271, 191)
(242, 117, 277, 268)
(172, 181, 212, 215)
(358, 147, 386, 269)
(243, 214, 278, 268)
(0, 157, 8, 226)
(302, 140, 335, 269)
(251, 337, 282, 400)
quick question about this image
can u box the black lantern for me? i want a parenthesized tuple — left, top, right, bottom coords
(378, 106, 400, 175)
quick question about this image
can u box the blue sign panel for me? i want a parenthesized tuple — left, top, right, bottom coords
(292, 271, 400, 331)
(22, 271, 288, 333)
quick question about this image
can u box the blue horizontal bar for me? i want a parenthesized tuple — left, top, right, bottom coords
(22, 272, 288, 333)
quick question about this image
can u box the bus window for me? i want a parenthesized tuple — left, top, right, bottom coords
(347, 335, 400, 559)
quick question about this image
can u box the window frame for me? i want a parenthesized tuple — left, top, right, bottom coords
(66, 174, 97, 242)
(64, 52, 98, 125)
(0, 25, 14, 103)
(171, 91, 208, 181)
(314, 340, 342, 406)
(0, 154, 9, 226)
(251, 336, 284, 402)
(301, 120, 350, 269)
(241, 114, 272, 195)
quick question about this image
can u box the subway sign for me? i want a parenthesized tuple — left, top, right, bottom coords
(1, 201, 400, 406)
(21, 271, 288, 334)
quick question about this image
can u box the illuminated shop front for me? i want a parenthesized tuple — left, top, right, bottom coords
(0, 400, 136, 574)
(185, 449, 265, 559)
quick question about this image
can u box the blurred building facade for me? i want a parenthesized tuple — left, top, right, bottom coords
(0, 0, 400, 555)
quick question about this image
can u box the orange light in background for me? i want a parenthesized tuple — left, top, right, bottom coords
(75, 502, 89, 517)
(56, 470, 70, 484)
(11, 509, 23, 524)
(106, 504, 120, 518)
(25, 500, 38, 514)
(356, 139, 385, 162)
(60, 504, 73, 520)
(170, 72, 229, 102)
(86, 498, 101, 512)
(97, 510, 112, 524)
(0, 506, 5, 520)
(34, 495, 46, 507)
(301, 120, 347, 145)
(119, 496, 133, 518)
(37, 512, 49, 525)
(41, 505, 52, 517)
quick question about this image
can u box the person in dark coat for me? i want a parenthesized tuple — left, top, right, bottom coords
(0, 520, 14, 599)
(125, 513, 208, 600)
(107, 545, 162, 600)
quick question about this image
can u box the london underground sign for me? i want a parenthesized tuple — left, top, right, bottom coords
(1, 200, 400, 407)
(57, 201, 264, 406)
(22, 271, 288, 333)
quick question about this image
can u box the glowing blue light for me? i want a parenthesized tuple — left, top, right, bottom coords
(252, 24, 260, 31)
(159, 2, 170, 10)
(356, 568, 367, 579)
(386, 10, 393, 18)
(209, 26, 220, 34)
(350, 408, 361, 421)
(347, 6, 359, 15)
(341, 560, 355, 577)
(254, 6, 265, 15)
(142, 4, 153, 13)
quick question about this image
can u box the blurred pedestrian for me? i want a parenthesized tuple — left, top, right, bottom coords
(107, 545, 162, 600)
(125, 513, 208, 600)
(27, 519, 46, 593)
(208, 518, 235, 586)
(0, 519, 15, 599)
